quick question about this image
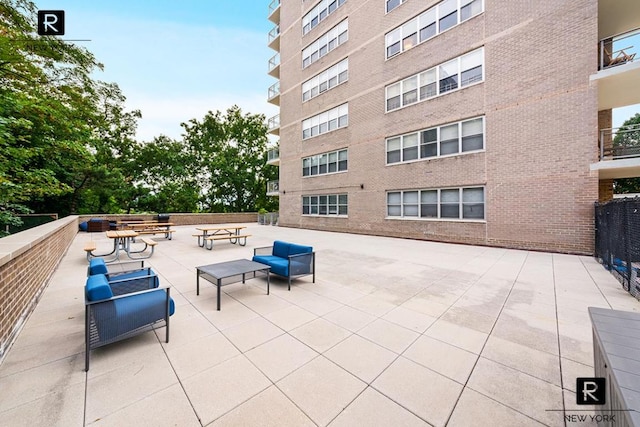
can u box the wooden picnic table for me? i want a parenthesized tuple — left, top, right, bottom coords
(194, 226, 250, 250)
(84, 230, 156, 262)
(123, 222, 175, 239)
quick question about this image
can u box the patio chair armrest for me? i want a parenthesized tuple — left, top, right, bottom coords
(254, 246, 274, 256)
(86, 285, 170, 306)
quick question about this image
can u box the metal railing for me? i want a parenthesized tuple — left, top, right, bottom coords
(599, 123, 640, 160)
(267, 114, 280, 131)
(268, 25, 280, 45)
(267, 147, 279, 163)
(267, 180, 279, 195)
(268, 81, 280, 100)
(268, 0, 280, 16)
(268, 53, 280, 73)
(599, 29, 639, 70)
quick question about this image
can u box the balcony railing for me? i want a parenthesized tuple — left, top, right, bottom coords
(268, 25, 280, 45)
(268, 53, 280, 73)
(268, 114, 280, 131)
(268, 81, 280, 101)
(268, 0, 280, 16)
(599, 29, 639, 70)
(267, 147, 279, 163)
(267, 180, 279, 195)
(599, 123, 640, 160)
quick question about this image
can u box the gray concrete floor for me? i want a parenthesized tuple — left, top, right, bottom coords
(0, 224, 638, 426)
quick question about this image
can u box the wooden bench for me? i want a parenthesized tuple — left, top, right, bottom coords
(203, 234, 252, 250)
(84, 242, 97, 261)
(135, 229, 174, 240)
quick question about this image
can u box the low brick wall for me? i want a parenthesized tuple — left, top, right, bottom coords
(0, 215, 79, 363)
(78, 212, 257, 226)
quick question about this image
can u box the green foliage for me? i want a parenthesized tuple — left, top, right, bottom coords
(1, 2, 276, 235)
(613, 113, 640, 194)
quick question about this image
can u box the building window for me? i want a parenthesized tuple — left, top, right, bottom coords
(385, 47, 484, 112)
(385, 0, 483, 59)
(386, 0, 405, 13)
(302, 19, 348, 68)
(387, 187, 485, 220)
(303, 149, 348, 176)
(302, 104, 348, 139)
(302, 58, 348, 102)
(386, 116, 484, 164)
(303, 194, 348, 216)
(303, 0, 347, 35)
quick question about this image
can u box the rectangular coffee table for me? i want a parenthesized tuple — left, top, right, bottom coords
(196, 259, 270, 310)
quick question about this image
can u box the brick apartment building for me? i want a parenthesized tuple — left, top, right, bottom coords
(265, 0, 640, 255)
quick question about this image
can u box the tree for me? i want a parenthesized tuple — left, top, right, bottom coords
(1, 0, 104, 231)
(613, 113, 640, 194)
(182, 106, 277, 212)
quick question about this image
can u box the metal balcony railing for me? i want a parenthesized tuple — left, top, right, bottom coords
(268, 53, 280, 73)
(267, 180, 279, 195)
(268, 114, 280, 131)
(268, 81, 280, 100)
(268, 25, 280, 45)
(268, 0, 280, 16)
(599, 123, 640, 161)
(267, 147, 280, 163)
(599, 29, 639, 70)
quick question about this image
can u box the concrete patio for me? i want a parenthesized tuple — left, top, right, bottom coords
(0, 224, 638, 426)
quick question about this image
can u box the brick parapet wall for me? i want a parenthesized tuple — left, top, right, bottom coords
(78, 212, 258, 226)
(0, 216, 78, 363)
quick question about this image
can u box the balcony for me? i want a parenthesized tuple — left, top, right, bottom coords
(268, 24, 280, 51)
(593, 0, 640, 110)
(267, 81, 280, 106)
(267, 146, 279, 166)
(591, 123, 640, 179)
(267, 180, 279, 196)
(268, 53, 280, 78)
(267, 114, 280, 135)
(268, 0, 280, 24)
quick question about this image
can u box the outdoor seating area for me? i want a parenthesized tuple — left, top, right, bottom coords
(1, 223, 639, 426)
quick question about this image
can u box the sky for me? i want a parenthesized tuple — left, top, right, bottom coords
(34, 0, 279, 141)
(29, 1, 640, 141)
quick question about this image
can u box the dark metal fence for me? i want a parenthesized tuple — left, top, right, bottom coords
(595, 198, 640, 299)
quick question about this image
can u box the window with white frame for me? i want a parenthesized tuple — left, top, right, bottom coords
(387, 187, 484, 220)
(302, 19, 348, 68)
(385, 0, 483, 59)
(303, 149, 348, 176)
(302, 58, 348, 102)
(386, 0, 406, 13)
(303, 0, 347, 35)
(386, 116, 484, 164)
(303, 194, 348, 215)
(302, 103, 348, 139)
(385, 47, 483, 111)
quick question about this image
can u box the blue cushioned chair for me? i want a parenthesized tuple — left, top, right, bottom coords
(88, 258, 159, 294)
(252, 241, 315, 290)
(85, 273, 175, 371)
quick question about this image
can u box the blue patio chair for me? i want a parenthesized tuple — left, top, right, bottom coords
(85, 273, 175, 371)
(88, 258, 159, 294)
(252, 241, 315, 290)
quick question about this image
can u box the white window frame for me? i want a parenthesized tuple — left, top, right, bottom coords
(302, 194, 348, 216)
(302, 0, 347, 35)
(302, 103, 348, 140)
(386, 0, 406, 14)
(302, 58, 349, 102)
(385, 0, 483, 59)
(303, 148, 348, 176)
(385, 47, 484, 112)
(386, 116, 485, 164)
(302, 19, 348, 68)
(386, 187, 485, 220)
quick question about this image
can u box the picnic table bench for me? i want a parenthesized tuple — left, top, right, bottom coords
(126, 222, 175, 240)
(193, 226, 250, 250)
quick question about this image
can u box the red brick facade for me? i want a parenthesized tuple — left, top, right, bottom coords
(275, 0, 599, 254)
